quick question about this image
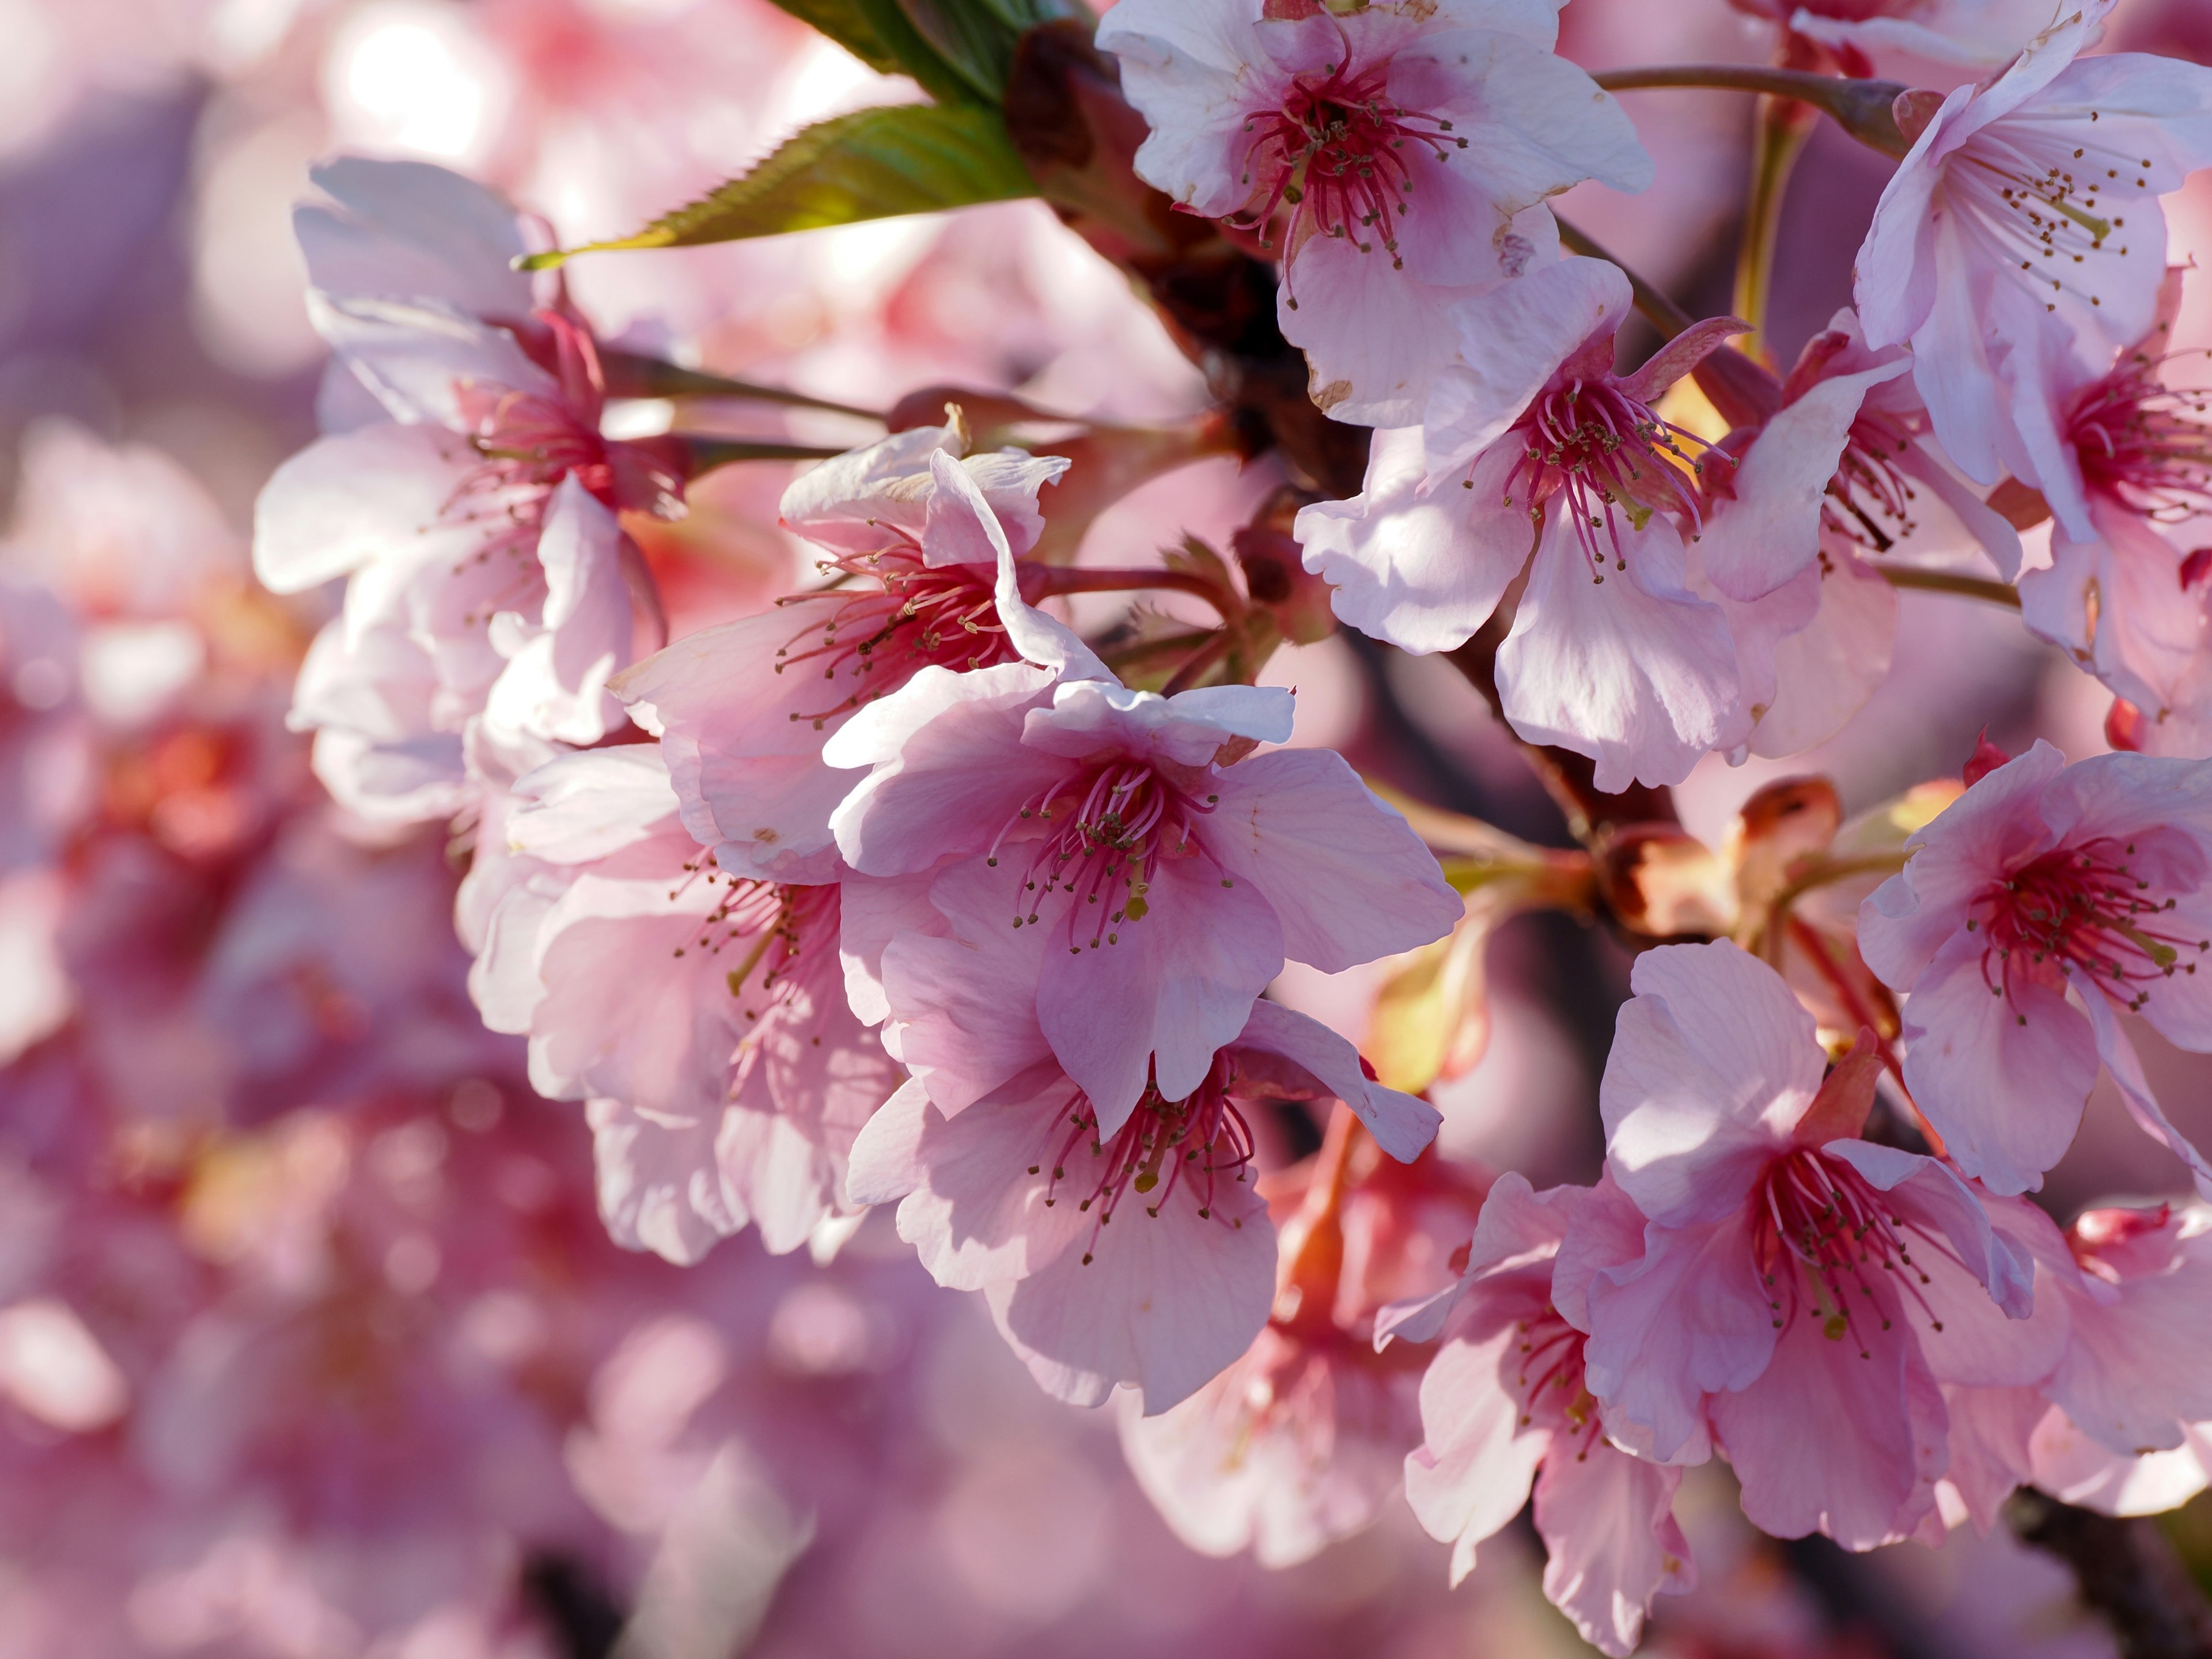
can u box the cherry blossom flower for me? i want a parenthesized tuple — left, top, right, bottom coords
(1096, 0, 1650, 426)
(849, 869, 1440, 1409)
(1564, 942, 2054, 1550)
(1855, 3, 2212, 505)
(827, 656, 1460, 1124)
(254, 158, 683, 823)
(1859, 741, 2212, 1199)
(1392, 1173, 1695, 1656)
(468, 744, 897, 1262)
(1118, 1122, 1487, 1567)
(2022, 1203, 2212, 1517)
(1745, 0, 2074, 79)
(2018, 268, 2212, 741)
(612, 422, 1072, 886)
(1297, 262, 1894, 786)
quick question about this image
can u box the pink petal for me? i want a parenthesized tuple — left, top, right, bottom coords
(1203, 747, 1460, 974)
(1897, 928, 2099, 1195)
(1601, 942, 1822, 1226)
(1533, 1442, 1694, 1658)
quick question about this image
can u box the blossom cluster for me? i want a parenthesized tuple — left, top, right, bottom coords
(14, 0, 2212, 1650)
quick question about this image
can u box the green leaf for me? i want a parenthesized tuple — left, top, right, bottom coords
(885, 0, 1016, 101)
(519, 104, 1037, 267)
(760, 0, 904, 75)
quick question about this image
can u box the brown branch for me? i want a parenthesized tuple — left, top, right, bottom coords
(1593, 65, 1914, 157)
(2009, 1492, 2212, 1659)
(1554, 217, 1697, 342)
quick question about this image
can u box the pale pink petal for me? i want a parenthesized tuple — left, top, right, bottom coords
(1498, 514, 1738, 793)
(1404, 1328, 1551, 1584)
(879, 858, 1056, 1115)
(1896, 929, 2099, 1196)
(1583, 1213, 1774, 1465)
(1233, 998, 1441, 1162)
(610, 610, 863, 885)
(1294, 429, 1531, 654)
(1825, 1140, 2039, 1324)
(298, 156, 534, 321)
(1424, 256, 1630, 472)
(988, 1162, 1275, 1412)
(2079, 994, 2212, 1203)
(309, 293, 555, 428)
(481, 480, 633, 748)
(1203, 747, 1461, 973)
(848, 1077, 1089, 1289)
(825, 661, 1064, 875)
(1036, 851, 1285, 1130)
(1942, 1385, 2044, 1531)
(1749, 543, 1897, 759)
(252, 422, 480, 594)
(1533, 1443, 1694, 1658)
(1699, 359, 1910, 601)
(1710, 1277, 1946, 1548)
(1600, 942, 1823, 1226)
(586, 1097, 738, 1267)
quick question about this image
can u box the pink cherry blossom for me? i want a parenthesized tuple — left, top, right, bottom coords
(612, 423, 1073, 885)
(1859, 741, 2212, 1199)
(469, 744, 897, 1261)
(848, 909, 1438, 1409)
(255, 158, 682, 823)
(1855, 3, 2212, 502)
(1753, 0, 2077, 79)
(2018, 267, 2212, 741)
(2024, 1204, 2212, 1516)
(1297, 260, 1873, 787)
(828, 657, 1460, 1124)
(1393, 1172, 1695, 1656)
(1096, 0, 1650, 426)
(1564, 941, 2054, 1550)
(1119, 1124, 1486, 1567)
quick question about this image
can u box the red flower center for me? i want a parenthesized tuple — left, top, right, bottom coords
(2068, 351, 2212, 524)
(1970, 836, 2207, 1015)
(1749, 1147, 1939, 1357)
(1236, 47, 1463, 273)
(1512, 1309, 1604, 1457)
(1497, 378, 1713, 575)
(772, 542, 1012, 725)
(989, 761, 1226, 950)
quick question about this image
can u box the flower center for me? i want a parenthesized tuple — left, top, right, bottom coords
(1033, 1057, 1257, 1263)
(1511, 1309, 1604, 1458)
(1969, 836, 2207, 1015)
(2067, 353, 2212, 522)
(1826, 406, 1921, 551)
(1953, 120, 2154, 316)
(775, 542, 1010, 726)
(990, 762, 1223, 950)
(1236, 46, 1463, 274)
(1493, 378, 1711, 575)
(1749, 1147, 1941, 1357)
(668, 868, 835, 1022)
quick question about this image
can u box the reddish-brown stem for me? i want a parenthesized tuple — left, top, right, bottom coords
(1027, 565, 1237, 613)
(1554, 217, 1696, 342)
(1594, 65, 1912, 157)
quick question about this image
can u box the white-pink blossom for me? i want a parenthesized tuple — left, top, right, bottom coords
(1859, 741, 2212, 1199)
(1855, 4, 2212, 503)
(1097, 0, 1650, 426)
